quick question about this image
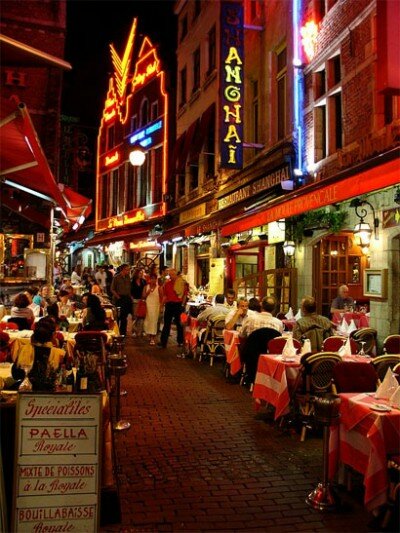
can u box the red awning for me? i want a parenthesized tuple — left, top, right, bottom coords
(221, 156, 400, 236)
(1, 195, 50, 228)
(59, 185, 93, 226)
(0, 95, 67, 210)
(85, 227, 149, 246)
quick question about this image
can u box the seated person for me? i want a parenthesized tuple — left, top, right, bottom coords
(224, 289, 237, 309)
(248, 297, 261, 313)
(240, 296, 284, 339)
(57, 289, 74, 318)
(330, 285, 354, 314)
(25, 287, 42, 318)
(81, 294, 108, 331)
(10, 293, 35, 329)
(38, 315, 64, 348)
(0, 331, 11, 363)
(197, 294, 230, 323)
(225, 298, 256, 330)
(15, 322, 66, 385)
(293, 296, 334, 352)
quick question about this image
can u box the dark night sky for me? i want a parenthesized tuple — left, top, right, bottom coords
(62, 0, 177, 127)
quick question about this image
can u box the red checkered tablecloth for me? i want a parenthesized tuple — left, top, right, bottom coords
(223, 329, 242, 375)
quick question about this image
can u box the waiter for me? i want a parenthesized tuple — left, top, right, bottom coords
(158, 269, 184, 348)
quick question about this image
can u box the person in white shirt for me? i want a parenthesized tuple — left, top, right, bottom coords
(197, 294, 229, 323)
(95, 266, 107, 291)
(225, 298, 256, 330)
(71, 267, 82, 286)
(240, 296, 283, 338)
(224, 289, 237, 309)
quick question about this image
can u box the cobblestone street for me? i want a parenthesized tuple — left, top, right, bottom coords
(102, 336, 379, 532)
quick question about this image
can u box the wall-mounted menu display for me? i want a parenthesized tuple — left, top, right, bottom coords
(12, 393, 102, 532)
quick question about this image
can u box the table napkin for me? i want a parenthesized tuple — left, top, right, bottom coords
(338, 337, 352, 357)
(282, 336, 297, 359)
(389, 386, 400, 408)
(347, 319, 357, 336)
(300, 338, 312, 356)
(285, 307, 294, 320)
(337, 318, 349, 336)
(294, 309, 302, 320)
(375, 367, 399, 400)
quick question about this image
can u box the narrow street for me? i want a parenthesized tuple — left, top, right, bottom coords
(103, 337, 373, 532)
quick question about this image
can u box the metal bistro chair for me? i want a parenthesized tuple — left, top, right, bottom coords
(199, 316, 226, 366)
(74, 331, 108, 390)
(295, 352, 342, 441)
(383, 335, 400, 354)
(371, 354, 400, 383)
(268, 336, 302, 354)
(350, 327, 378, 356)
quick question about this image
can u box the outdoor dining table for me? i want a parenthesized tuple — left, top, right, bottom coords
(223, 329, 243, 376)
(253, 354, 373, 421)
(329, 392, 400, 512)
(183, 317, 200, 355)
(332, 312, 370, 328)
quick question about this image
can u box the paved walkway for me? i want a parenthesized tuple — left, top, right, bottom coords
(102, 336, 378, 532)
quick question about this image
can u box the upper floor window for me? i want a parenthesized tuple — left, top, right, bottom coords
(107, 125, 115, 150)
(180, 15, 188, 42)
(131, 114, 138, 133)
(208, 26, 216, 73)
(193, 0, 201, 20)
(276, 47, 287, 140)
(151, 100, 159, 121)
(140, 98, 149, 127)
(313, 53, 342, 162)
(193, 47, 201, 92)
(180, 67, 187, 106)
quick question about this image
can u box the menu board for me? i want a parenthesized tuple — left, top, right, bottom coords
(12, 393, 102, 532)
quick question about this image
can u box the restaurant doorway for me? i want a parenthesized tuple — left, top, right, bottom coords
(313, 233, 368, 317)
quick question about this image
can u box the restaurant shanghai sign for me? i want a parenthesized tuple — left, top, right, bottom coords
(220, 1, 244, 169)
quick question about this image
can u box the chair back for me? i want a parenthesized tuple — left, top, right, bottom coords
(268, 336, 301, 354)
(240, 327, 281, 383)
(0, 322, 18, 331)
(371, 354, 400, 382)
(8, 317, 30, 331)
(300, 352, 342, 393)
(350, 328, 377, 355)
(322, 336, 358, 354)
(332, 361, 378, 393)
(300, 323, 331, 352)
(74, 331, 108, 389)
(383, 335, 400, 354)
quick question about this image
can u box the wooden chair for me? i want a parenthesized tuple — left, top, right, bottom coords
(199, 316, 226, 366)
(267, 336, 302, 354)
(383, 335, 400, 354)
(322, 335, 358, 354)
(350, 327, 377, 355)
(332, 361, 378, 393)
(295, 352, 342, 441)
(371, 354, 400, 382)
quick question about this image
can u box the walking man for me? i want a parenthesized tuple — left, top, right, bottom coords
(110, 263, 132, 336)
(159, 268, 184, 348)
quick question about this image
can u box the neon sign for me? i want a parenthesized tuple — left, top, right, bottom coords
(220, 2, 244, 169)
(132, 37, 160, 90)
(104, 150, 120, 167)
(110, 19, 137, 102)
(300, 20, 318, 62)
(129, 119, 163, 147)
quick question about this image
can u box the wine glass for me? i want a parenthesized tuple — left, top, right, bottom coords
(358, 341, 367, 357)
(19, 363, 33, 391)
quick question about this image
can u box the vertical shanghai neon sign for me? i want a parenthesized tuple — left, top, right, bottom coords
(220, 1, 244, 169)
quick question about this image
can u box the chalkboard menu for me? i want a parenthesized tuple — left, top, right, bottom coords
(12, 393, 102, 532)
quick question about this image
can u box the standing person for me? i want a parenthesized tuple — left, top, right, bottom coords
(95, 265, 107, 291)
(159, 268, 184, 348)
(105, 265, 114, 297)
(71, 267, 81, 286)
(110, 264, 132, 336)
(131, 269, 148, 336)
(143, 274, 163, 345)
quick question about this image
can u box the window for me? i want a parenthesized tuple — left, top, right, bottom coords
(313, 53, 342, 161)
(140, 98, 149, 127)
(126, 163, 136, 211)
(276, 47, 287, 140)
(193, 47, 201, 92)
(153, 146, 163, 203)
(180, 67, 187, 106)
(111, 169, 119, 215)
(151, 100, 159, 121)
(180, 15, 188, 42)
(252, 80, 259, 145)
(207, 26, 216, 73)
(131, 114, 137, 133)
(107, 125, 115, 150)
(101, 174, 109, 218)
(189, 160, 199, 191)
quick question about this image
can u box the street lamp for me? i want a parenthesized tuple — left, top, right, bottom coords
(129, 146, 146, 166)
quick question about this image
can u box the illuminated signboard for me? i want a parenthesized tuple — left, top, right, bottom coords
(220, 1, 244, 169)
(129, 119, 163, 148)
(132, 37, 160, 90)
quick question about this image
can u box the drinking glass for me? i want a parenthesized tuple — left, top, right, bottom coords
(358, 341, 368, 357)
(19, 364, 33, 391)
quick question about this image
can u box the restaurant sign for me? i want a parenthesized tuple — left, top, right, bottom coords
(220, 1, 244, 169)
(218, 164, 291, 210)
(13, 393, 102, 532)
(179, 203, 206, 224)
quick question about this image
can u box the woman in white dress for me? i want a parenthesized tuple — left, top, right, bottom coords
(143, 274, 163, 345)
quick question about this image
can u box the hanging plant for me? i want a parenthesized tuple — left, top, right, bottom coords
(291, 208, 348, 241)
